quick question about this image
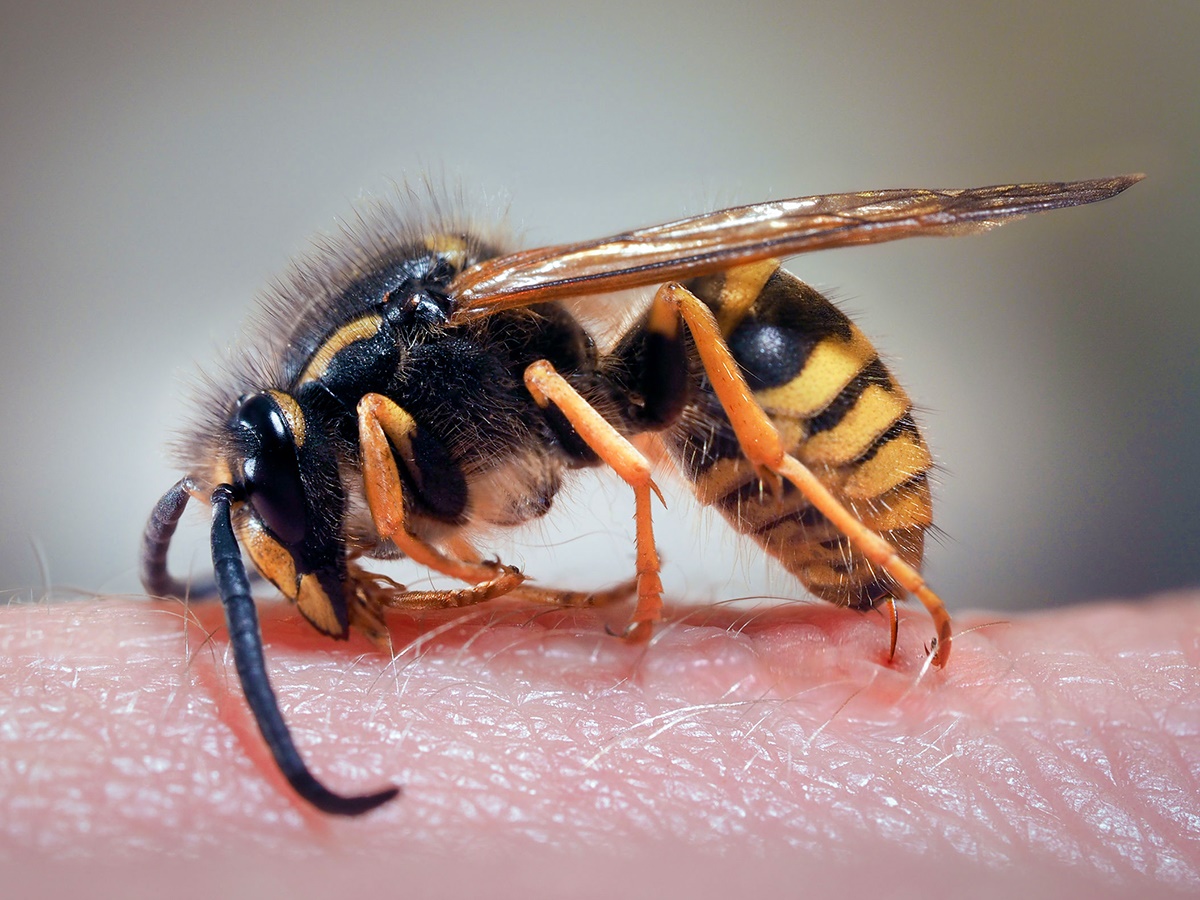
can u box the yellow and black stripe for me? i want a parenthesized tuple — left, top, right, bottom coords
(671, 264, 933, 609)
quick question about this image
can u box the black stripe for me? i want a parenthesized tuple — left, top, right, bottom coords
(849, 577, 897, 610)
(857, 413, 920, 463)
(708, 474, 835, 536)
(728, 320, 815, 390)
(674, 416, 742, 477)
(754, 270, 853, 343)
(711, 474, 800, 512)
(710, 474, 761, 513)
(750, 501, 829, 536)
(806, 358, 892, 436)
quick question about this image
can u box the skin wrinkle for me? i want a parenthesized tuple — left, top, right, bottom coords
(1026, 628, 1191, 874)
(993, 655, 1133, 871)
(1, 594, 1198, 893)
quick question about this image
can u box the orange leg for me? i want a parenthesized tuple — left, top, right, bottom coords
(372, 569, 527, 611)
(445, 534, 637, 609)
(346, 561, 525, 650)
(657, 282, 953, 667)
(511, 577, 640, 610)
(357, 392, 524, 589)
(524, 360, 666, 641)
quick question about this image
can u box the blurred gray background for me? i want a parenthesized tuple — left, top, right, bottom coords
(1, 0, 1195, 612)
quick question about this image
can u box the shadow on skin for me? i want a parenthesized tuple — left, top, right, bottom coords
(1, 589, 1197, 896)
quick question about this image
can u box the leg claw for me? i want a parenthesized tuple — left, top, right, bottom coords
(618, 619, 655, 644)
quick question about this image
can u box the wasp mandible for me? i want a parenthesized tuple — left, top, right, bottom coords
(142, 175, 1142, 814)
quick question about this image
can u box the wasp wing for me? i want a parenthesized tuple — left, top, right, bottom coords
(449, 175, 1142, 319)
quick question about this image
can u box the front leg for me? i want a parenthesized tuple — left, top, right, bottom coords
(345, 559, 526, 649)
(356, 393, 525, 589)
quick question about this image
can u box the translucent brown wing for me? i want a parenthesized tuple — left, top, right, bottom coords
(448, 175, 1142, 319)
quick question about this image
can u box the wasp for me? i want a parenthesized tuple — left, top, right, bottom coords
(141, 175, 1140, 815)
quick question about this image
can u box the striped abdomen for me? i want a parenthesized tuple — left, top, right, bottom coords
(665, 263, 933, 610)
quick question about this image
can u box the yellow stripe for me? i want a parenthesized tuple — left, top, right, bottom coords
(714, 259, 780, 336)
(691, 457, 757, 506)
(424, 233, 469, 270)
(878, 525, 928, 565)
(797, 563, 854, 597)
(754, 330, 876, 418)
(854, 479, 933, 533)
(298, 313, 384, 385)
(801, 383, 907, 466)
(843, 431, 932, 499)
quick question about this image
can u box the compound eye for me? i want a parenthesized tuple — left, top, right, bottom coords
(231, 392, 307, 546)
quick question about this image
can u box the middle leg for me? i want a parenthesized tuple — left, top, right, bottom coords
(524, 360, 666, 641)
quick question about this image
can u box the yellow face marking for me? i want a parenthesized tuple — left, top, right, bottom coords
(802, 383, 909, 466)
(714, 259, 780, 336)
(297, 573, 345, 636)
(424, 233, 469, 270)
(754, 330, 876, 418)
(298, 313, 384, 385)
(238, 515, 299, 600)
(267, 390, 306, 448)
(843, 432, 933, 500)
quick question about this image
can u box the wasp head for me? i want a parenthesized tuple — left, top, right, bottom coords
(140, 388, 398, 815)
(217, 389, 355, 639)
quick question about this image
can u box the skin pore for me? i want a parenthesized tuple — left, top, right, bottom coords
(1, 586, 1197, 897)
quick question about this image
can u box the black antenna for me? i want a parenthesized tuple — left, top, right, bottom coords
(209, 484, 400, 815)
(141, 477, 216, 600)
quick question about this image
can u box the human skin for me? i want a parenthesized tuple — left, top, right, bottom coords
(1, 589, 1197, 897)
